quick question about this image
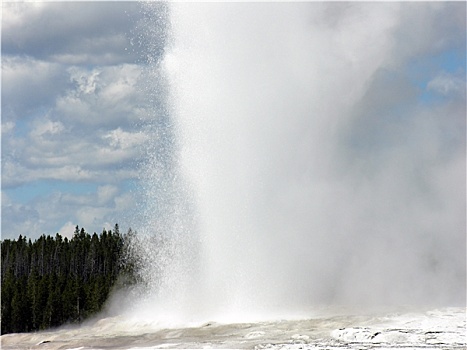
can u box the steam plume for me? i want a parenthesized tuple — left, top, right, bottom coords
(129, 2, 465, 324)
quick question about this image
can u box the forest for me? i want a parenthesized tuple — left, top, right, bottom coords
(1, 224, 138, 335)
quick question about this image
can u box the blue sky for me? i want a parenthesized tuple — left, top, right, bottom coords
(1, 1, 465, 241)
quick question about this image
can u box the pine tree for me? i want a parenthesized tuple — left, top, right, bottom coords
(1, 225, 138, 334)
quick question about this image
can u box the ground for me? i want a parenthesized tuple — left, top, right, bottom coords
(1, 307, 465, 349)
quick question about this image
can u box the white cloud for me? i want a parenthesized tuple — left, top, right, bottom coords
(427, 71, 465, 97)
(29, 119, 65, 139)
(2, 56, 68, 118)
(2, 158, 139, 188)
(2, 2, 144, 65)
(75, 206, 112, 231)
(1, 183, 138, 240)
(57, 221, 76, 239)
(68, 67, 101, 95)
(1, 62, 151, 189)
(1, 191, 12, 206)
(55, 64, 149, 127)
(1, 121, 15, 134)
(97, 185, 119, 205)
(114, 191, 136, 213)
(2, 2, 46, 30)
(104, 128, 149, 150)
(1, 201, 43, 239)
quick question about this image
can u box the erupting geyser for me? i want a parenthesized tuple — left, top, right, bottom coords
(127, 2, 465, 326)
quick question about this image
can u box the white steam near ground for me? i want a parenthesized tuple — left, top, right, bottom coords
(116, 2, 465, 326)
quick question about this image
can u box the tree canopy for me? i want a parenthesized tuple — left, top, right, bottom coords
(1, 225, 137, 334)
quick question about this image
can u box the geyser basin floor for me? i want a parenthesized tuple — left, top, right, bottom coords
(1, 307, 465, 349)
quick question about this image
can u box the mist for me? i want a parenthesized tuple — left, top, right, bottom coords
(125, 2, 465, 325)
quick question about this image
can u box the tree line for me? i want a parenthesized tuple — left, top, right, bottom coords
(1, 224, 138, 335)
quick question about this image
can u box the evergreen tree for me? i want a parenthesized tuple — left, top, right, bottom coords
(0, 225, 138, 334)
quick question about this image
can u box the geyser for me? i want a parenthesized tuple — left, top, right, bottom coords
(129, 2, 465, 325)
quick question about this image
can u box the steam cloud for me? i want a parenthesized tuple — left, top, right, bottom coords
(128, 2, 465, 324)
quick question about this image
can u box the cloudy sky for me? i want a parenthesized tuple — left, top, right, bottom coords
(1, 0, 466, 256)
(1, 2, 165, 239)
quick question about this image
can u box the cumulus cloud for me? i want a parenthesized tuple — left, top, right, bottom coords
(104, 127, 149, 149)
(97, 185, 119, 205)
(2, 2, 142, 65)
(1, 183, 138, 240)
(56, 64, 150, 127)
(1, 2, 165, 239)
(427, 70, 465, 97)
(1, 3, 154, 191)
(2, 201, 43, 238)
(1, 121, 15, 135)
(1, 56, 69, 119)
(57, 221, 76, 239)
(29, 119, 65, 140)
